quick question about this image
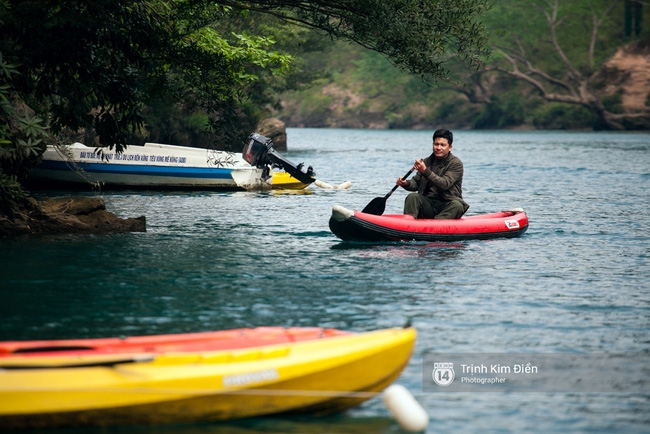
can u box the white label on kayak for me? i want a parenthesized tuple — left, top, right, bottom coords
(223, 369, 279, 387)
(505, 220, 520, 230)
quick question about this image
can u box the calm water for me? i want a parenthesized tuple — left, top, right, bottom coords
(1, 129, 649, 433)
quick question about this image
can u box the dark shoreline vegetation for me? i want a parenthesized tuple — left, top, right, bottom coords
(1, 1, 648, 236)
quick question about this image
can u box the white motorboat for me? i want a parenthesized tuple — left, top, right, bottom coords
(27, 142, 266, 190)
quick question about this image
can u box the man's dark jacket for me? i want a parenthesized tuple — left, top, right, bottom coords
(402, 152, 469, 213)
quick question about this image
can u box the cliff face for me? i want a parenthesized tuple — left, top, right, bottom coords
(603, 43, 650, 115)
(0, 196, 146, 237)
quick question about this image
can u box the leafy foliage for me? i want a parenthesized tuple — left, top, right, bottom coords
(0, 49, 34, 214)
(0, 0, 492, 156)
(473, 92, 527, 129)
(279, 0, 649, 130)
(0, 172, 30, 218)
(221, 0, 492, 83)
(475, 0, 648, 129)
(0, 52, 48, 181)
(1, 1, 297, 152)
(531, 102, 595, 129)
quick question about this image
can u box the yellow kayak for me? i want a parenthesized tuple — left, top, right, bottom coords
(0, 327, 415, 429)
(271, 171, 310, 189)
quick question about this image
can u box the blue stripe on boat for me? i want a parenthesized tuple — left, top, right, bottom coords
(38, 161, 233, 179)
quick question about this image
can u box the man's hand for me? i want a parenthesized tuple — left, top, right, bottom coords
(414, 159, 426, 173)
(396, 176, 408, 187)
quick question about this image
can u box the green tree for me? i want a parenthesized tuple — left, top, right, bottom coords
(0, 53, 48, 176)
(486, 0, 649, 129)
(139, 10, 332, 149)
(1, 1, 296, 154)
(1, 0, 491, 153)
(221, 0, 491, 83)
(0, 50, 48, 215)
(0, 0, 493, 220)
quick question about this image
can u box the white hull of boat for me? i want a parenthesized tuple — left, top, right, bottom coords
(28, 143, 267, 190)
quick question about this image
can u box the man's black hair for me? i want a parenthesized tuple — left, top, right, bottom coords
(433, 128, 453, 145)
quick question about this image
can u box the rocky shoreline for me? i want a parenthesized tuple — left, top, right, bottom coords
(0, 196, 146, 237)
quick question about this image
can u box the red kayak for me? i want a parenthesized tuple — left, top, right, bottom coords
(329, 205, 529, 242)
(0, 327, 351, 358)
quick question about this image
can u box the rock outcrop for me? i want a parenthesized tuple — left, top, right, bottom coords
(604, 42, 650, 114)
(255, 118, 287, 150)
(0, 196, 146, 237)
(602, 41, 650, 129)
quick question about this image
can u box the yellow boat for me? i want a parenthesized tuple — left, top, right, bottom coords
(0, 327, 415, 429)
(271, 171, 310, 189)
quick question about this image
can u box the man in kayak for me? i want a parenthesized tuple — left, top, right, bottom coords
(396, 129, 469, 219)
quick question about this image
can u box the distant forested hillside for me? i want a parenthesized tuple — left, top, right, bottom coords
(278, 0, 650, 130)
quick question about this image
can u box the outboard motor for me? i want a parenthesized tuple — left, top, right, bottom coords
(243, 133, 316, 185)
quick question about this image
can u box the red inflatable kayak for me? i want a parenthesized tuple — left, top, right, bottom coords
(0, 327, 352, 358)
(329, 205, 529, 242)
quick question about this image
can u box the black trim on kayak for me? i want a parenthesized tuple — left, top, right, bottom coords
(12, 345, 95, 354)
(329, 216, 528, 242)
(0, 356, 154, 370)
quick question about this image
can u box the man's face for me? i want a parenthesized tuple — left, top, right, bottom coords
(433, 137, 452, 159)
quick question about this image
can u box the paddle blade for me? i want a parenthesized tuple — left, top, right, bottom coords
(362, 167, 412, 215)
(362, 197, 387, 215)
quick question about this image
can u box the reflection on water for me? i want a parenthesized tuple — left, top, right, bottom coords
(41, 415, 397, 434)
(332, 241, 466, 262)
